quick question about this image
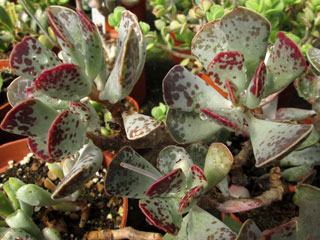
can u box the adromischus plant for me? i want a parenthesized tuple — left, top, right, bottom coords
(0, 5, 146, 199)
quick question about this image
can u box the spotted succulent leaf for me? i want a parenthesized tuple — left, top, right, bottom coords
(28, 137, 55, 162)
(1, 99, 58, 137)
(47, 110, 86, 159)
(295, 184, 320, 239)
(165, 109, 222, 144)
(185, 143, 208, 170)
(122, 113, 161, 140)
(34, 63, 91, 101)
(7, 77, 33, 107)
(236, 219, 261, 240)
(139, 198, 182, 235)
(178, 185, 204, 214)
(52, 141, 103, 199)
(247, 114, 313, 167)
(1, 228, 37, 240)
(105, 147, 162, 198)
(259, 218, 297, 240)
(280, 143, 320, 166)
(276, 108, 316, 121)
(157, 145, 193, 176)
(9, 37, 61, 80)
(294, 75, 320, 105)
(146, 168, 186, 198)
(264, 32, 307, 96)
(217, 198, 263, 213)
(204, 143, 233, 190)
(307, 47, 320, 72)
(186, 165, 208, 190)
(281, 165, 314, 182)
(68, 102, 91, 123)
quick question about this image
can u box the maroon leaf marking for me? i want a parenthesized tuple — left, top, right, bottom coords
(225, 78, 237, 105)
(28, 137, 55, 162)
(208, 51, 245, 72)
(216, 198, 263, 213)
(250, 61, 266, 97)
(200, 108, 240, 131)
(146, 168, 185, 198)
(189, 165, 207, 185)
(260, 218, 297, 240)
(69, 102, 91, 123)
(178, 185, 204, 213)
(76, 9, 94, 33)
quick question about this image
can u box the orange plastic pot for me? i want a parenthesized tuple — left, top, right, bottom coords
(0, 59, 9, 70)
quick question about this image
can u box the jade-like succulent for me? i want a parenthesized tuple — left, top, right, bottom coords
(0, 5, 146, 198)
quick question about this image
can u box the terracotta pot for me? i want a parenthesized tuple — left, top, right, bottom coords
(0, 59, 9, 70)
(0, 139, 128, 229)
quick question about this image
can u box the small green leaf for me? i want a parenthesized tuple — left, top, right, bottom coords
(0, 191, 14, 217)
(0, 6, 14, 33)
(139, 21, 150, 34)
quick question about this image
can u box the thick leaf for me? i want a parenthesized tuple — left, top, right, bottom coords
(178, 185, 204, 214)
(7, 77, 33, 107)
(307, 47, 320, 72)
(236, 219, 261, 240)
(52, 141, 103, 199)
(191, 20, 228, 69)
(220, 7, 270, 78)
(76, 9, 103, 80)
(68, 102, 91, 123)
(259, 218, 297, 240)
(166, 109, 222, 144)
(1, 228, 37, 240)
(122, 113, 161, 140)
(295, 128, 320, 151)
(94, 54, 109, 91)
(157, 145, 193, 176)
(294, 75, 320, 104)
(264, 32, 307, 96)
(105, 147, 162, 198)
(217, 198, 263, 213)
(146, 168, 186, 198)
(28, 137, 55, 162)
(0, 6, 14, 33)
(1, 99, 58, 137)
(42, 227, 62, 240)
(247, 115, 313, 167)
(280, 143, 320, 166)
(47, 110, 86, 159)
(204, 143, 234, 190)
(229, 185, 250, 198)
(296, 184, 320, 239)
(185, 143, 208, 170)
(186, 165, 208, 190)
(48, 6, 84, 68)
(139, 198, 182, 235)
(276, 108, 316, 121)
(282, 165, 314, 182)
(0, 191, 14, 217)
(9, 37, 61, 80)
(35, 63, 91, 101)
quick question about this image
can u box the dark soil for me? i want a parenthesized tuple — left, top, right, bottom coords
(0, 68, 17, 106)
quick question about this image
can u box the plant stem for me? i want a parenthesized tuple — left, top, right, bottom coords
(233, 0, 238, 9)
(76, 0, 83, 11)
(19, 0, 56, 46)
(156, 43, 197, 60)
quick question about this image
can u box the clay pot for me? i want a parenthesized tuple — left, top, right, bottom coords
(0, 59, 9, 70)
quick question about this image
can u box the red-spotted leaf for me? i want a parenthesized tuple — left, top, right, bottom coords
(236, 219, 261, 240)
(204, 143, 234, 190)
(139, 198, 182, 235)
(185, 143, 208, 171)
(246, 115, 313, 167)
(7, 77, 33, 107)
(217, 198, 263, 213)
(48, 6, 84, 68)
(68, 102, 91, 123)
(280, 143, 320, 166)
(52, 141, 103, 199)
(28, 137, 55, 162)
(220, 7, 270, 78)
(47, 110, 86, 159)
(76, 9, 103, 80)
(259, 218, 297, 240)
(294, 75, 320, 105)
(246, 61, 267, 109)
(178, 185, 204, 214)
(192, 20, 227, 69)
(187, 165, 208, 190)
(9, 37, 61, 80)
(307, 47, 320, 72)
(1, 99, 58, 137)
(146, 168, 186, 198)
(296, 184, 320, 239)
(166, 109, 222, 144)
(276, 108, 316, 121)
(206, 51, 248, 96)
(105, 147, 162, 198)
(34, 63, 91, 101)
(157, 145, 193, 176)
(264, 32, 307, 96)
(122, 113, 161, 140)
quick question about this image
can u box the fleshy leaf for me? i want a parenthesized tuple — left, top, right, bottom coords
(7, 77, 33, 107)
(295, 128, 320, 151)
(122, 113, 161, 140)
(247, 115, 313, 167)
(229, 185, 250, 198)
(105, 147, 162, 198)
(0, 191, 14, 217)
(281, 165, 314, 182)
(296, 184, 320, 239)
(28, 137, 55, 162)
(236, 219, 261, 240)
(35, 63, 91, 101)
(204, 143, 234, 190)
(259, 218, 297, 240)
(48, 110, 86, 159)
(9, 36, 61, 80)
(166, 109, 222, 144)
(185, 143, 208, 170)
(307, 47, 320, 72)
(217, 198, 263, 213)
(52, 141, 103, 199)
(264, 32, 307, 96)
(157, 145, 193, 176)
(139, 198, 182, 235)
(178, 185, 204, 214)
(1, 228, 37, 240)
(280, 143, 320, 166)
(220, 7, 270, 78)
(191, 20, 228, 69)
(68, 101, 91, 123)
(146, 168, 186, 198)
(1, 99, 58, 137)
(186, 165, 208, 189)
(294, 75, 320, 105)
(276, 108, 316, 121)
